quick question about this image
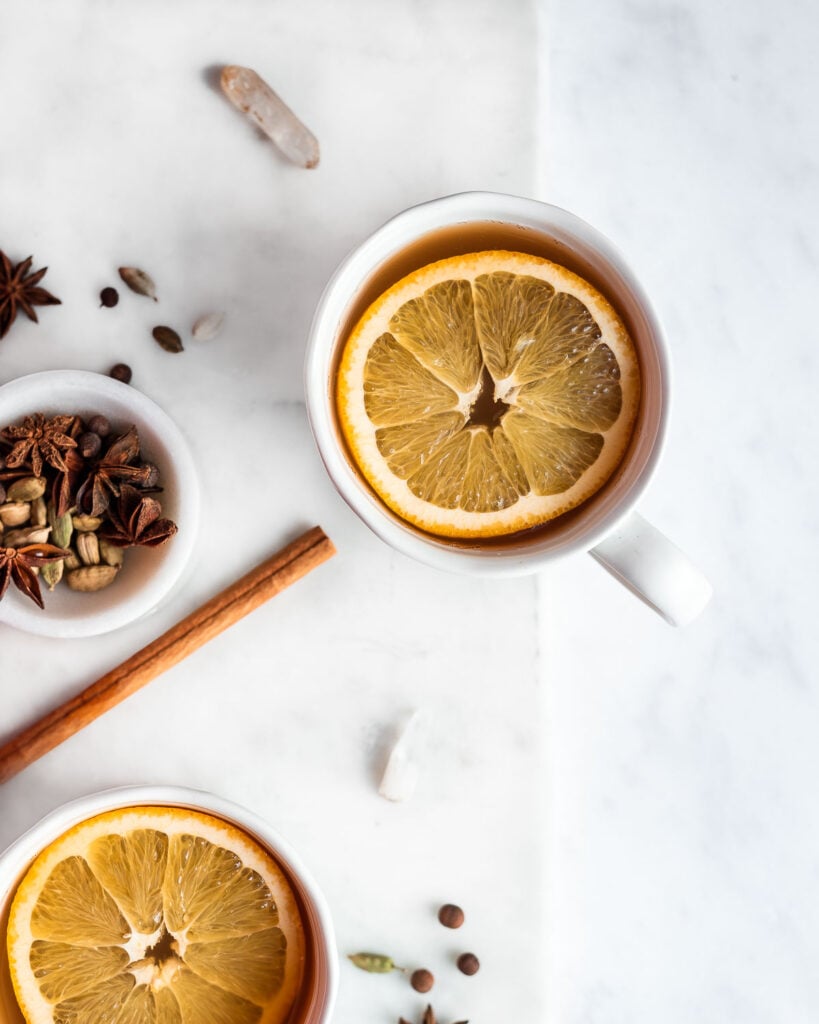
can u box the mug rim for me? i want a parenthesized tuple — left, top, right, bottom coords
(305, 190, 670, 576)
(0, 784, 338, 1024)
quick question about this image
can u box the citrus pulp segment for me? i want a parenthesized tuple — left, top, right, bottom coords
(6, 807, 306, 1024)
(337, 250, 641, 538)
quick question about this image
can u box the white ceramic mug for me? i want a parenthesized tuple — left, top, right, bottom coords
(0, 786, 338, 1024)
(305, 191, 711, 626)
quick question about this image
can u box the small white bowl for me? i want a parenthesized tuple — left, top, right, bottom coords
(0, 370, 199, 637)
(0, 786, 338, 1024)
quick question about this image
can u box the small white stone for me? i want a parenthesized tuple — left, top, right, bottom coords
(379, 709, 424, 803)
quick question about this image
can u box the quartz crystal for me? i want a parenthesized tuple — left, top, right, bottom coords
(220, 65, 319, 169)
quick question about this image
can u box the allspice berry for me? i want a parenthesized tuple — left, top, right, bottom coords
(410, 969, 434, 994)
(99, 286, 119, 308)
(110, 363, 133, 384)
(77, 431, 102, 459)
(456, 953, 480, 976)
(88, 414, 111, 437)
(438, 904, 465, 929)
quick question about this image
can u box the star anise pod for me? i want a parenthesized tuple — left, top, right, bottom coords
(75, 426, 153, 516)
(1, 413, 78, 477)
(0, 544, 69, 609)
(0, 251, 61, 340)
(398, 1008, 467, 1024)
(52, 447, 85, 517)
(0, 460, 32, 487)
(98, 484, 177, 548)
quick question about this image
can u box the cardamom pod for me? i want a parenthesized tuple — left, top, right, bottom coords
(7, 476, 47, 502)
(76, 532, 100, 565)
(4, 525, 51, 547)
(347, 953, 398, 973)
(98, 538, 125, 567)
(72, 514, 103, 532)
(152, 325, 184, 353)
(118, 266, 158, 301)
(49, 503, 74, 549)
(30, 496, 48, 527)
(41, 559, 64, 592)
(0, 502, 31, 527)
(66, 564, 119, 592)
(63, 549, 82, 571)
(192, 311, 225, 341)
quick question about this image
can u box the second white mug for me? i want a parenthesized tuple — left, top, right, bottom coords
(305, 191, 711, 626)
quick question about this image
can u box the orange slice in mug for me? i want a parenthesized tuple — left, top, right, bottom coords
(336, 250, 641, 538)
(6, 806, 305, 1024)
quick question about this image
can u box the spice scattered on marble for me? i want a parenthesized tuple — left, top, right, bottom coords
(348, 952, 403, 974)
(437, 904, 465, 929)
(410, 969, 434, 993)
(0, 250, 61, 340)
(456, 953, 480, 976)
(350, 899, 479, 1020)
(192, 311, 225, 341)
(118, 265, 158, 301)
(152, 325, 183, 353)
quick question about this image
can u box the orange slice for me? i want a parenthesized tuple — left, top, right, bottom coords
(6, 806, 305, 1024)
(337, 250, 641, 538)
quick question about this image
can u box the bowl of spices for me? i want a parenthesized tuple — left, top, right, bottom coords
(0, 370, 199, 637)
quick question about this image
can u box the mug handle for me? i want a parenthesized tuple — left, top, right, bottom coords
(589, 512, 712, 626)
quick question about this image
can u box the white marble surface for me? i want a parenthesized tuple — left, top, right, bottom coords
(0, 3, 543, 1024)
(2, 0, 818, 1022)
(545, 0, 819, 1021)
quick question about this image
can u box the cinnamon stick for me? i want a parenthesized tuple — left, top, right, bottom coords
(0, 526, 335, 785)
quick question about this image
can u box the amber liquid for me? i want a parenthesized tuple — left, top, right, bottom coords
(331, 220, 649, 549)
(1, 880, 25, 1024)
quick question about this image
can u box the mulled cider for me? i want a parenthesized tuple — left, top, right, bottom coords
(0, 800, 334, 1024)
(332, 220, 643, 546)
